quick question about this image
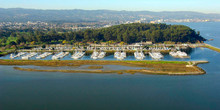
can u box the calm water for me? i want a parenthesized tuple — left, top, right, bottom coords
(169, 22, 220, 48)
(1, 22, 220, 110)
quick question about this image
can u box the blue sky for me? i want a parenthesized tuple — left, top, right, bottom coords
(1, 0, 220, 13)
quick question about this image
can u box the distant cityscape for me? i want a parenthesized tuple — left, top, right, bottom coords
(1, 8, 220, 30)
(0, 18, 218, 31)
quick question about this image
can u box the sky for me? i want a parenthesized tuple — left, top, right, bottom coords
(1, 0, 220, 13)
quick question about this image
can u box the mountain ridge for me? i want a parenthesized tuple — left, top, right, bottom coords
(0, 8, 219, 23)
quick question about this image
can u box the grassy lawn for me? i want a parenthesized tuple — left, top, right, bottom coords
(0, 51, 8, 56)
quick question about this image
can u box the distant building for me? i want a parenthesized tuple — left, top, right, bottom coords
(145, 41, 153, 45)
(150, 21, 156, 24)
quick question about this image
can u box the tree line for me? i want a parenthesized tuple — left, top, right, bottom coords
(0, 23, 206, 46)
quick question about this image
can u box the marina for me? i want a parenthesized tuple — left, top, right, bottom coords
(1, 18, 220, 110)
(2, 49, 192, 61)
(18, 42, 203, 52)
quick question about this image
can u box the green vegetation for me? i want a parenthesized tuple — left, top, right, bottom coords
(0, 51, 8, 56)
(87, 66, 104, 69)
(0, 23, 205, 47)
(125, 60, 188, 65)
(0, 59, 187, 66)
(0, 59, 207, 75)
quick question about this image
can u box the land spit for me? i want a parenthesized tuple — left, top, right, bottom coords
(202, 44, 220, 53)
(0, 59, 208, 75)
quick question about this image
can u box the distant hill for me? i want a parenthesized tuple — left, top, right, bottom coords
(0, 8, 220, 22)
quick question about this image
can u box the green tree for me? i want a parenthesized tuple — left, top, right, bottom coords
(1, 37, 7, 44)
(9, 41, 17, 46)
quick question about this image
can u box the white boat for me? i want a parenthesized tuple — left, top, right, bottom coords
(97, 51, 106, 59)
(134, 51, 145, 60)
(121, 51, 126, 58)
(149, 52, 163, 60)
(71, 50, 85, 59)
(114, 51, 120, 58)
(114, 51, 126, 60)
(52, 52, 68, 60)
(36, 52, 52, 59)
(169, 51, 178, 57)
(10, 52, 26, 59)
(91, 50, 99, 60)
(176, 51, 187, 58)
(10, 54, 14, 59)
(21, 52, 37, 60)
(169, 51, 188, 58)
(78, 52, 85, 59)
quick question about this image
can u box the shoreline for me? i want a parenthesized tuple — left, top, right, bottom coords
(0, 59, 208, 75)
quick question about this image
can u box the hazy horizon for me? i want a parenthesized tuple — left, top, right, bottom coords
(0, 0, 219, 14)
(1, 7, 219, 15)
